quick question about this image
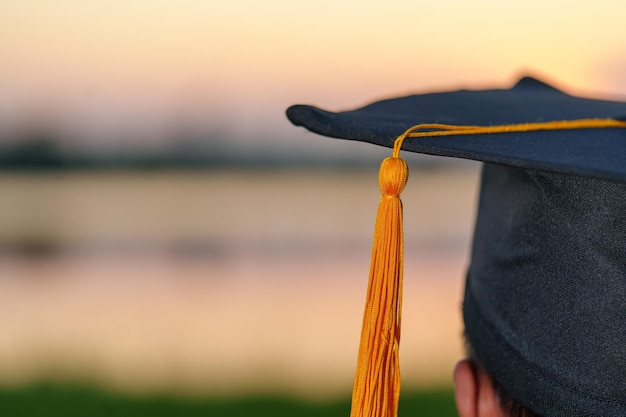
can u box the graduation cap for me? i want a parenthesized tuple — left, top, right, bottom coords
(285, 76, 626, 417)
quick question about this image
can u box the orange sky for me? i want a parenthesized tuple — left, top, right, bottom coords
(0, 1, 625, 146)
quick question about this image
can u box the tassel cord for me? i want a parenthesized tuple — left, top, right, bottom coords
(393, 118, 626, 156)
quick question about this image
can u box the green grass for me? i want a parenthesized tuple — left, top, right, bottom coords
(0, 384, 458, 416)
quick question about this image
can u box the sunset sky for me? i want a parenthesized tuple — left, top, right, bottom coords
(1, 0, 625, 155)
(1, 1, 626, 396)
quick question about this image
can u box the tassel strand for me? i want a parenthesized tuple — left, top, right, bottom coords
(350, 156, 408, 417)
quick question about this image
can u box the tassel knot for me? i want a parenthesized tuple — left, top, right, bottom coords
(379, 157, 408, 197)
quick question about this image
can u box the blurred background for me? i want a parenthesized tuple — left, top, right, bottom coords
(1, 1, 625, 415)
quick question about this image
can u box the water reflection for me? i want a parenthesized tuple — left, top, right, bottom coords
(0, 167, 479, 398)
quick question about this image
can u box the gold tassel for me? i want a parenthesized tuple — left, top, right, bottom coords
(348, 118, 626, 417)
(350, 156, 408, 417)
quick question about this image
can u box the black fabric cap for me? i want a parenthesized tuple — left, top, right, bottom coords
(286, 76, 626, 417)
(464, 164, 626, 417)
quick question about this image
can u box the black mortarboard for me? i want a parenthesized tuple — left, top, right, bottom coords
(286, 76, 626, 417)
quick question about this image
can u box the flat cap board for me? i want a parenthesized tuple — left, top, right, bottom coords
(287, 77, 626, 182)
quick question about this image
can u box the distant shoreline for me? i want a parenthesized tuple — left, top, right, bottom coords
(0, 157, 478, 172)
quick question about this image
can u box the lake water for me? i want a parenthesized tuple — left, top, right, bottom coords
(0, 166, 481, 399)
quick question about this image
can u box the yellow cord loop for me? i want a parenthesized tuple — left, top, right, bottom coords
(351, 157, 407, 417)
(393, 118, 626, 156)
